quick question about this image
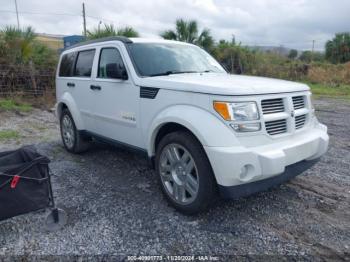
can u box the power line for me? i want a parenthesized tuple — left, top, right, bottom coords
(0, 9, 80, 17)
(0, 8, 331, 49)
(0, 9, 117, 24)
(0, 9, 117, 26)
(85, 15, 116, 24)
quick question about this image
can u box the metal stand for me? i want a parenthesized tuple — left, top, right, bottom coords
(45, 169, 67, 231)
(45, 208, 67, 231)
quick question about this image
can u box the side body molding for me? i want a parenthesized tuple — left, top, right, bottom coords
(56, 92, 85, 130)
(147, 105, 240, 156)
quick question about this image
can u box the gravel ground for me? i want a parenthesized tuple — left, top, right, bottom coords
(0, 98, 349, 261)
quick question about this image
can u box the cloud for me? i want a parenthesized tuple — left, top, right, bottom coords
(1, 0, 349, 50)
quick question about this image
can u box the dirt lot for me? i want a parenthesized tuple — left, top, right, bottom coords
(0, 98, 349, 260)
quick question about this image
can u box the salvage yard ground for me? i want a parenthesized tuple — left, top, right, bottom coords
(0, 97, 349, 260)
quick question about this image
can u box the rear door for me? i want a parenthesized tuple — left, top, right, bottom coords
(56, 51, 76, 103)
(70, 49, 96, 131)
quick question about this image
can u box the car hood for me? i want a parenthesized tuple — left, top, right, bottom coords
(137, 73, 309, 95)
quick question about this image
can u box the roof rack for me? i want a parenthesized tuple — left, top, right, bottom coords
(65, 36, 133, 50)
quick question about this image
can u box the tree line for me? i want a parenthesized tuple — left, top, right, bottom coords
(86, 19, 350, 70)
(0, 18, 349, 73)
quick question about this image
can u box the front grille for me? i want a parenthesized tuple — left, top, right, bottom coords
(295, 114, 306, 129)
(292, 96, 305, 109)
(265, 119, 287, 135)
(261, 98, 284, 114)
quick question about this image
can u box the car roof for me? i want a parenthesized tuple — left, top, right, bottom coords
(63, 36, 193, 53)
(129, 38, 192, 45)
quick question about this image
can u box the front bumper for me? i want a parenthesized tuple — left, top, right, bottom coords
(204, 123, 329, 190)
(218, 158, 320, 199)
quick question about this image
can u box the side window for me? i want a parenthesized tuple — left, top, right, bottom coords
(59, 52, 76, 77)
(98, 48, 126, 79)
(73, 49, 95, 77)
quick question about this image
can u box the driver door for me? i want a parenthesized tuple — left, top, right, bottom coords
(89, 45, 143, 148)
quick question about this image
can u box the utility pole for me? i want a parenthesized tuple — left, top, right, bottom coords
(312, 40, 315, 53)
(14, 0, 20, 29)
(98, 21, 102, 33)
(82, 3, 87, 37)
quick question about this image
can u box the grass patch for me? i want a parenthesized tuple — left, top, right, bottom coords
(0, 99, 32, 112)
(0, 130, 20, 141)
(307, 83, 350, 99)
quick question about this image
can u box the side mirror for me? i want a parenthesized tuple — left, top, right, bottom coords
(106, 63, 128, 80)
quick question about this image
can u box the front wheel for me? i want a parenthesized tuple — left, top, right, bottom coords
(155, 131, 217, 214)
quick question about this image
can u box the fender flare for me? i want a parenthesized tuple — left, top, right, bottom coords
(56, 92, 85, 130)
(147, 105, 240, 156)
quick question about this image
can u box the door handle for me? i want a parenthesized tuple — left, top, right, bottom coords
(67, 82, 75, 87)
(90, 85, 101, 91)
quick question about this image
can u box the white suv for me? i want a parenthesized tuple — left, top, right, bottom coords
(56, 37, 329, 214)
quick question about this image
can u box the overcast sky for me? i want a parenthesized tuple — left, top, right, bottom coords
(1, 0, 349, 50)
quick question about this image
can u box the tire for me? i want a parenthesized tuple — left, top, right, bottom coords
(60, 108, 90, 153)
(155, 131, 217, 215)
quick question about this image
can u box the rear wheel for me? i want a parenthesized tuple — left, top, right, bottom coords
(60, 109, 90, 153)
(155, 131, 217, 214)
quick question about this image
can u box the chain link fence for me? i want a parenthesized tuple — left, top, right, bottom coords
(0, 60, 349, 99)
(0, 63, 56, 97)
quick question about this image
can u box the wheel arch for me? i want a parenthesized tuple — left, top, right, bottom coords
(147, 105, 240, 158)
(154, 122, 199, 154)
(56, 102, 68, 119)
(56, 93, 85, 130)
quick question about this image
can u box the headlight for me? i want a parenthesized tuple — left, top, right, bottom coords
(213, 101, 259, 121)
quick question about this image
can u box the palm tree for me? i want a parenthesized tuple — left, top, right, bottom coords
(160, 19, 214, 51)
(325, 33, 350, 63)
(87, 23, 139, 40)
(0, 26, 36, 63)
(0, 25, 58, 94)
(0, 25, 56, 66)
(117, 26, 139, 38)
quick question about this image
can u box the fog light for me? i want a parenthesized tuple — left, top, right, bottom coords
(231, 123, 261, 132)
(240, 165, 248, 179)
(239, 164, 255, 181)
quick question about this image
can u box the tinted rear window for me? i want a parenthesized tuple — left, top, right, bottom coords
(73, 49, 96, 77)
(59, 52, 76, 77)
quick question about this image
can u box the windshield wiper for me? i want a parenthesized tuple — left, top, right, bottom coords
(148, 70, 199, 77)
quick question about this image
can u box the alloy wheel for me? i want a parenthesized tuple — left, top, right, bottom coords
(61, 115, 75, 149)
(159, 143, 199, 205)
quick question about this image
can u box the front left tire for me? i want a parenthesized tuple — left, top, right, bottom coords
(155, 131, 217, 215)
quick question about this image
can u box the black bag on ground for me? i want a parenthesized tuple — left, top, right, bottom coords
(0, 146, 53, 221)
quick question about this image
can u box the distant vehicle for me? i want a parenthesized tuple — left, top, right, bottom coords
(55, 37, 329, 214)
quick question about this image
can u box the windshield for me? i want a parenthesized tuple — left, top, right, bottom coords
(128, 43, 226, 77)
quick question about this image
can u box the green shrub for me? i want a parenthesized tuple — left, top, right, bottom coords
(0, 99, 32, 112)
(0, 130, 20, 141)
